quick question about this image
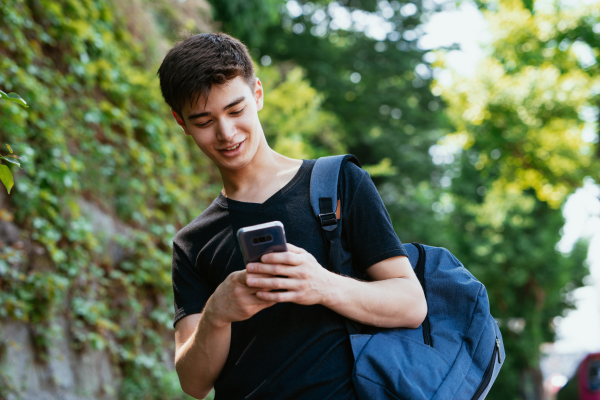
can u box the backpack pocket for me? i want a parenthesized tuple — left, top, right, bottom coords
(352, 330, 452, 400)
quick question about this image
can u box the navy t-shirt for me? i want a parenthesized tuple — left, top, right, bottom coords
(172, 159, 407, 400)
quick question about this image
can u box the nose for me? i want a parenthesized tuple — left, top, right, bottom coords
(216, 117, 236, 142)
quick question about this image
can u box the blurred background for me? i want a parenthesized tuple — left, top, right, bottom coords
(0, 0, 599, 399)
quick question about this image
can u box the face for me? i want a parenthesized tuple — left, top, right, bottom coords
(172, 76, 264, 171)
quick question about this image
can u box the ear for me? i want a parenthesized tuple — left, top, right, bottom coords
(171, 110, 191, 136)
(254, 78, 264, 112)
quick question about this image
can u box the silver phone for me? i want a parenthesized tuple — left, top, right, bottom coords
(237, 221, 288, 264)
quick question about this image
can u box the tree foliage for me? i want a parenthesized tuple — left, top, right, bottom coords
(433, 0, 599, 397)
(258, 65, 347, 159)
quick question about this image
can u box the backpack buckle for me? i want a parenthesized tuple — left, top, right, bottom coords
(319, 212, 337, 231)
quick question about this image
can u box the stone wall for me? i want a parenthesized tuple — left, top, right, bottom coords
(0, 190, 124, 399)
(1, 318, 121, 400)
(0, 189, 178, 399)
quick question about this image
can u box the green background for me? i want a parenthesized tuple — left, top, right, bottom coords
(1, 0, 599, 398)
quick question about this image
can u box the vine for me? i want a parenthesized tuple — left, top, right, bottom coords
(0, 90, 25, 193)
(0, 0, 213, 397)
(0, 0, 341, 398)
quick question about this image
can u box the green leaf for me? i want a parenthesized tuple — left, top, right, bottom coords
(0, 155, 20, 167)
(0, 90, 28, 108)
(0, 165, 14, 194)
(363, 158, 397, 177)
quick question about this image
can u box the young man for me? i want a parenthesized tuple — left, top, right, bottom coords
(158, 33, 427, 400)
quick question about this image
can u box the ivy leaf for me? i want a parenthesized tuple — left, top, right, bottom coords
(6, 144, 12, 153)
(0, 90, 28, 108)
(0, 165, 14, 194)
(0, 156, 20, 168)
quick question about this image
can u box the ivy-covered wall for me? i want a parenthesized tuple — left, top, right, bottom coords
(0, 0, 343, 398)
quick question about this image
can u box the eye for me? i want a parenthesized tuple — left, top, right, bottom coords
(196, 120, 212, 128)
(231, 107, 245, 115)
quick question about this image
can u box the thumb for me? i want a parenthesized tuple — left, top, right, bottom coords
(233, 270, 247, 284)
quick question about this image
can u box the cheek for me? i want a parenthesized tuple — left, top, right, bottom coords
(239, 114, 258, 136)
(190, 131, 214, 154)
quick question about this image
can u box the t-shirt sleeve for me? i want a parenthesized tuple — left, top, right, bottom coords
(341, 163, 407, 275)
(172, 236, 213, 327)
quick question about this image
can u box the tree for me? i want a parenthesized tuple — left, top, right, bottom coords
(435, 0, 599, 397)
(206, 0, 450, 261)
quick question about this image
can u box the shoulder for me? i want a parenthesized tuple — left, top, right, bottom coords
(340, 157, 368, 182)
(335, 156, 372, 214)
(339, 156, 369, 193)
(173, 199, 227, 251)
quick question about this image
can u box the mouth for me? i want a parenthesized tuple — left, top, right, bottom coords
(218, 139, 245, 156)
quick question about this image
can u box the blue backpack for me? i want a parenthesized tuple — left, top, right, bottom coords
(310, 155, 506, 400)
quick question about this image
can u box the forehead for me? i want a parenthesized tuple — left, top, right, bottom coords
(184, 76, 254, 116)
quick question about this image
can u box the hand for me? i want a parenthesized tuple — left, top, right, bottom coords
(245, 243, 336, 305)
(204, 270, 276, 327)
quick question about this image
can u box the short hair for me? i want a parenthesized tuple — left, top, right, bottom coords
(157, 32, 255, 116)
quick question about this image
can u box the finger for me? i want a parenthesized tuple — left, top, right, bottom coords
(247, 295, 277, 306)
(247, 263, 295, 277)
(256, 290, 299, 302)
(247, 287, 274, 297)
(236, 285, 278, 304)
(241, 274, 278, 293)
(246, 262, 276, 274)
(246, 272, 296, 287)
(245, 273, 285, 288)
(261, 251, 302, 266)
(285, 243, 307, 254)
(246, 276, 301, 290)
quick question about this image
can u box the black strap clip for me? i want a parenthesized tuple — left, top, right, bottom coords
(318, 212, 338, 231)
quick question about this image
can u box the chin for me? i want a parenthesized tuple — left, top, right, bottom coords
(216, 152, 252, 171)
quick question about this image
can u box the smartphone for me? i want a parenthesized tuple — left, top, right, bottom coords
(237, 221, 288, 264)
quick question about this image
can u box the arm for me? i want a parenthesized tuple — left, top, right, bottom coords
(174, 271, 275, 399)
(174, 312, 230, 399)
(246, 244, 427, 329)
(323, 255, 426, 328)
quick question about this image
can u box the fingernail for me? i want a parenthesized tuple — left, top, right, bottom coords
(247, 278, 254, 285)
(247, 264, 254, 271)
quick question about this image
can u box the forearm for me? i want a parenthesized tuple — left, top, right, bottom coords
(324, 274, 427, 329)
(175, 306, 231, 399)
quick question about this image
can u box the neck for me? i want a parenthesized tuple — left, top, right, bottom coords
(219, 135, 301, 203)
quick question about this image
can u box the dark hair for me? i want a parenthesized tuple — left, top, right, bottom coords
(157, 32, 255, 116)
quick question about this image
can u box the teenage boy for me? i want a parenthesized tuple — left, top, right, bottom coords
(158, 33, 427, 400)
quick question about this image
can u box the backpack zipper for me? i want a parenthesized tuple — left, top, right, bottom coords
(470, 338, 501, 400)
(496, 338, 502, 363)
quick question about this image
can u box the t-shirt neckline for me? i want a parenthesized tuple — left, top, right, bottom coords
(215, 159, 310, 211)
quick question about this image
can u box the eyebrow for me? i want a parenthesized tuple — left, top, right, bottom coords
(187, 96, 246, 120)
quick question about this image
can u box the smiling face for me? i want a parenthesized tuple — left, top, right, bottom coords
(172, 76, 265, 172)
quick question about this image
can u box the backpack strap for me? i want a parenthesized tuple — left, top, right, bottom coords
(310, 155, 360, 228)
(310, 155, 362, 335)
(310, 155, 361, 272)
